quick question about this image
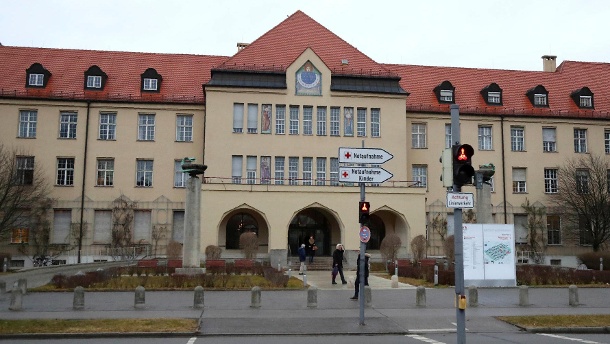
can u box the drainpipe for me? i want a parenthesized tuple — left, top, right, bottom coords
(78, 101, 91, 263)
(500, 115, 507, 224)
(201, 85, 206, 166)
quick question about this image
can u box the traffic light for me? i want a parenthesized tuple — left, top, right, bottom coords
(452, 144, 475, 188)
(440, 148, 453, 188)
(359, 201, 370, 225)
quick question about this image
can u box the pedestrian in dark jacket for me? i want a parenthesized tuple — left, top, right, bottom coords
(306, 236, 316, 263)
(332, 244, 347, 284)
(350, 253, 370, 300)
(297, 244, 306, 275)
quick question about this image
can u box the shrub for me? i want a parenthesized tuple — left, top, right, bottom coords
(205, 245, 222, 260)
(410, 235, 427, 263)
(166, 241, 182, 260)
(239, 232, 259, 259)
(380, 233, 402, 262)
(577, 252, 610, 270)
(444, 235, 455, 263)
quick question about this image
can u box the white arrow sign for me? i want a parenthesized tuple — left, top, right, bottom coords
(339, 167, 393, 183)
(338, 147, 393, 164)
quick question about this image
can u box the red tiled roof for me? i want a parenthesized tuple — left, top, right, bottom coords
(0, 45, 228, 103)
(216, 11, 393, 77)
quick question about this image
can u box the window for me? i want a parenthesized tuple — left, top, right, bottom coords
(136, 160, 153, 187)
(371, 108, 380, 137)
(96, 159, 114, 186)
(16, 156, 34, 185)
(579, 216, 593, 246)
(275, 105, 285, 135)
(512, 168, 526, 193)
(134, 210, 152, 243)
(445, 124, 452, 149)
(514, 214, 528, 244)
(11, 228, 29, 244)
(412, 165, 427, 188)
(18, 110, 37, 138)
(302, 157, 312, 185)
(440, 90, 453, 102)
(330, 158, 339, 186)
(544, 168, 558, 193)
(138, 114, 155, 141)
(357, 108, 366, 137)
(232, 156, 242, 184)
(175, 115, 193, 142)
(550, 259, 561, 266)
(606, 129, 610, 154)
(246, 156, 257, 184)
(52, 209, 71, 244)
(274, 156, 285, 185)
(534, 94, 547, 106)
(247, 104, 258, 134)
(172, 211, 185, 243)
(478, 125, 493, 150)
(59, 112, 77, 139)
(316, 157, 326, 185)
(571, 87, 594, 109)
(411, 123, 427, 148)
(576, 169, 589, 194)
(435, 82, 455, 103)
(87, 75, 102, 89)
(29, 74, 44, 86)
(510, 126, 525, 151)
(288, 157, 299, 185)
(26, 63, 51, 88)
(330, 107, 340, 136)
(316, 107, 326, 136)
(93, 210, 112, 243)
(143, 78, 158, 91)
(542, 127, 556, 152)
(56, 158, 74, 186)
(547, 215, 561, 245)
(99, 113, 116, 140)
(481, 82, 503, 105)
(174, 160, 186, 187)
(289, 106, 299, 135)
(580, 96, 592, 108)
(260, 156, 271, 184)
(488, 92, 501, 104)
(303, 106, 313, 135)
(574, 128, 587, 153)
(233, 103, 244, 133)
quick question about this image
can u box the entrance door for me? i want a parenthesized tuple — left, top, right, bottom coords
(288, 210, 330, 256)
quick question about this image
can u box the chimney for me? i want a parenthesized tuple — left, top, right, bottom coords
(542, 55, 557, 72)
(237, 42, 249, 52)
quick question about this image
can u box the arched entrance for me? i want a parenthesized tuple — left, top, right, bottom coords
(225, 213, 258, 249)
(288, 209, 331, 256)
(367, 214, 386, 250)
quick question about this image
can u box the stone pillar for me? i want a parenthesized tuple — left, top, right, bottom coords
(251, 286, 261, 308)
(569, 285, 579, 306)
(390, 275, 398, 288)
(9, 282, 22, 311)
(416, 286, 426, 307)
(307, 287, 317, 308)
(519, 285, 529, 306)
(194, 286, 204, 309)
(183, 176, 201, 268)
(468, 286, 478, 307)
(18, 278, 27, 295)
(364, 286, 372, 307)
(73, 286, 85, 310)
(135, 286, 146, 308)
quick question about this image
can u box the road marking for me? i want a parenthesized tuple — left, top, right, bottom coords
(409, 328, 457, 333)
(406, 334, 447, 344)
(538, 333, 601, 343)
(450, 322, 469, 331)
(186, 337, 197, 344)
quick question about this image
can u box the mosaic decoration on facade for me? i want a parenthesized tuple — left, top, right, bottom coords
(295, 61, 322, 96)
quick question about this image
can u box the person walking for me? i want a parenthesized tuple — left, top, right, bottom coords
(350, 253, 370, 300)
(307, 236, 316, 263)
(297, 244, 307, 275)
(331, 244, 348, 284)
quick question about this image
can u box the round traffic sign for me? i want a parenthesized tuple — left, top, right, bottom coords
(359, 226, 371, 243)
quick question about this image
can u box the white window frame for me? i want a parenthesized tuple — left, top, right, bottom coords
(330, 158, 339, 186)
(232, 155, 242, 184)
(274, 156, 285, 185)
(316, 107, 326, 136)
(247, 104, 258, 134)
(534, 93, 547, 106)
(19, 110, 37, 138)
(59, 112, 78, 139)
(488, 91, 501, 104)
(233, 103, 244, 133)
(542, 127, 556, 152)
(478, 125, 493, 150)
(143, 78, 158, 91)
(87, 75, 102, 89)
(440, 90, 453, 102)
(303, 106, 313, 135)
(544, 168, 558, 193)
(302, 157, 313, 185)
(16, 156, 34, 185)
(510, 126, 525, 151)
(275, 105, 285, 135)
(136, 159, 153, 187)
(28, 73, 44, 86)
(411, 123, 427, 148)
(330, 107, 340, 137)
(580, 95, 592, 108)
(357, 108, 366, 137)
(174, 160, 186, 187)
(316, 157, 326, 185)
(412, 165, 428, 188)
(289, 106, 299, 135)
(371, 108, 380, 138)
(512, 168, 527, 193)
(56, 157, 75, 186)
(547, 215, 561, 245)
(176, 114, 193, 142)
(99, 113, 116, 140)
(96, 159, 114, 186)
(138, 114, 155, 141)
(605, 129, 610, 154)
(288, 157, 299, 185)
(574, 128, 587, 153)
(246, 156, 257, 184)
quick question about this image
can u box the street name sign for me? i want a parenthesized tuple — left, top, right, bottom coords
(339, 167, 393, 183)
(339, 147, 393, 164)
(446, 192, 474, 208)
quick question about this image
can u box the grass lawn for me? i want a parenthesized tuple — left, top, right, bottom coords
(497, 314, 610, 329)
(0, 319, 199, 334)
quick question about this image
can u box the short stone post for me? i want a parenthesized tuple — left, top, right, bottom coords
(468, 286, 478, 307)
(73, 286, 85, 310)
(18, 278, 27, 295)
(0, 281, 5, 294)
(391, 275, 398, 288)
(251, 286, 261, 308)
(302, 274, 307, 287)
(519, 285, 529, 306)
(364, 286, 372, 307)
(194, 286, 204, 309)
(569, 285, 579, 306)
(9, 282, 22, 311)
(134, 286, 145, 308)
(307, 286, 317, 308)
(2, 257, 7, 272)
(416, 286, 426, 307)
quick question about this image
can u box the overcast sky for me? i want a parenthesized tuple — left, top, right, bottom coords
(1, 0, 608, 71)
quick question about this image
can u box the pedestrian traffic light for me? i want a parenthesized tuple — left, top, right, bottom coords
(359, 201, 370, 225)
(440, 148, 453, 188)
(452, 144, 475, 188)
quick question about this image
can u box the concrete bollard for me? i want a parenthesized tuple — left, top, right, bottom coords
(18, 278, 27, 295)
(569, 285, 579, 306)
(468, 286, 478, 307)
(73, 286, 85, 310)
(0, 281, 5, 294)
(134, 286, 145, 308)
(519, 285, 529, 306)
(3, 257, 7, 273)
(9, 282, 22, 311)
(364, 286, 372, 307)
(194, 286, 204, 309)
(307, 287, 317, 308)
(391, 275, 398, 288)
(251, 286, 261, 308)
(303, 274, 307, 287)
(416, 286, 426, 307)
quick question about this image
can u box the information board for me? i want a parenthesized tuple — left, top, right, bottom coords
(463, 224, 516, 287)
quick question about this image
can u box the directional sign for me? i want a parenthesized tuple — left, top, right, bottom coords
(360, 226, 371, 243)
(339, 147, 393, 164)
(339, 167, 393, 183)
(446, 192, 474, 208)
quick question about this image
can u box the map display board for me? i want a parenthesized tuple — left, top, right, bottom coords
(463, 224, 516, 287)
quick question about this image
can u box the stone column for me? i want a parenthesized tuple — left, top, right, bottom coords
(183, 176, 201, 268)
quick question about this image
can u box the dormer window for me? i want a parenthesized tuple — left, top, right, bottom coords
(571, 87, 594, 109)
(84, 65, 108, 90)
(433, 81, 455, 104)
(526, 85, 549, 107)
(25, 63, 51, 88)
(141, 68, 162, 93)
(480, 83, 503, 105)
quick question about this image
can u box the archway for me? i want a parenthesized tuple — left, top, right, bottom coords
(288, 209, 332, 256)
(225, 213, 258, 250)
(366, 214, 386, 250)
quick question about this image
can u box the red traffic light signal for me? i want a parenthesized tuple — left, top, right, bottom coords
(359, 201, 370, 224)
(452, 144, 475, 187)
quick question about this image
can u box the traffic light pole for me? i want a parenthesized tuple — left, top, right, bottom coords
(451, 104, 466, 344)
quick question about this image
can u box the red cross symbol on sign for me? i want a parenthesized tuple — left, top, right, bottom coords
(342, 171, 349, 178)
(344, 151, 351, 159)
